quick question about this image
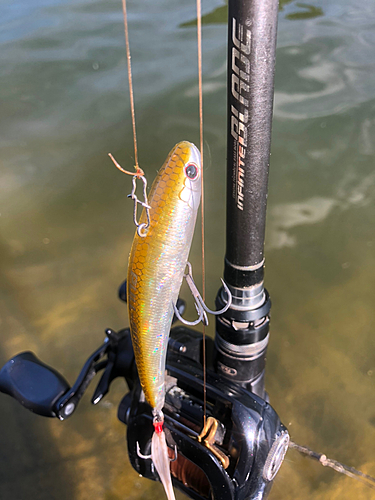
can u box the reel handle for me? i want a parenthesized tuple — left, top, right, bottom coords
(0, 351, 70, 417)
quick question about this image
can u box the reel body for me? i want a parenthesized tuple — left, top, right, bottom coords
(122, 327, 288, 500)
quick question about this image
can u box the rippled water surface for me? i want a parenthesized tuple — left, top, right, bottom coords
(0, 0, 374, 499)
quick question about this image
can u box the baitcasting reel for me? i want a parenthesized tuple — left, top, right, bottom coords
(0, 287, 288, 500)
(124, 326, 289, 500)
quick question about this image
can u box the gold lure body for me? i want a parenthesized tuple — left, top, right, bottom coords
(127, 141, 201, 411)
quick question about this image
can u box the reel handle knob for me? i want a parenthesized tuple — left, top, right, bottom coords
(0, 351, 70, 417)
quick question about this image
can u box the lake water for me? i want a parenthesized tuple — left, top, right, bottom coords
(0, 0, 374, 499)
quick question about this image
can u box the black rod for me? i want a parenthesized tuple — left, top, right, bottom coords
(225, 0, 279, 288)
(214, 0, 279, 397)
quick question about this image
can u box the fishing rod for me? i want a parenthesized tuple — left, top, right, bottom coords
(216, 0, 279, 399)
(0, 1, 286, 500)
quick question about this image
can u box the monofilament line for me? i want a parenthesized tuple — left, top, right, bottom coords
(196, 0, 204, 301)
(290, 441, 375, 490)
(121, 0, 142, 175)
(196, 0, 207, 426)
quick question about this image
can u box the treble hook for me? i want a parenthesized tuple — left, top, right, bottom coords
(127, 175, 151, 237)
(108, 153, 151, 237)
(173, 262, 232, 327)
(137, 441, 152, 460)
(174, 296, 207, 327)
(136, 442, 178, 463)
(169, 445, 178, 462)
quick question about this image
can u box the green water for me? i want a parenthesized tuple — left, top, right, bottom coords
(0, 0, 374, 499)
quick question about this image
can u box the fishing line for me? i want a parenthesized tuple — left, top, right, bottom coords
(120, 0, 143, 177)
(290, 441, 375, 490)
(196, 0, 207, 427)
(108, 0, 152, 235)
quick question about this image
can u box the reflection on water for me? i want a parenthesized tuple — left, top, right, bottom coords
(268, 197, 336, 249)
(268, 170, 375, 249)
(285, 3, 323, 20)
(0, 0, 375, 499)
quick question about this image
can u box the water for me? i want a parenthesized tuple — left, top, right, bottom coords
(0, 0, 374, 498)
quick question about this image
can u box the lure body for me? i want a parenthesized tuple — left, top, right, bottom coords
(127, 141, 201, 411)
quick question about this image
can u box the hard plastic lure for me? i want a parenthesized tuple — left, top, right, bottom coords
(127, 141, 201, 500)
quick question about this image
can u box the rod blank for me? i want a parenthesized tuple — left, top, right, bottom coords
(225, 0, 279, 286)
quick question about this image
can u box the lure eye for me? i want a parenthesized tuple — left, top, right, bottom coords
(185, 163, 198, 180)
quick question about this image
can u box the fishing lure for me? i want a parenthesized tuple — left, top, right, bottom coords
(127, 141, 202, 500)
